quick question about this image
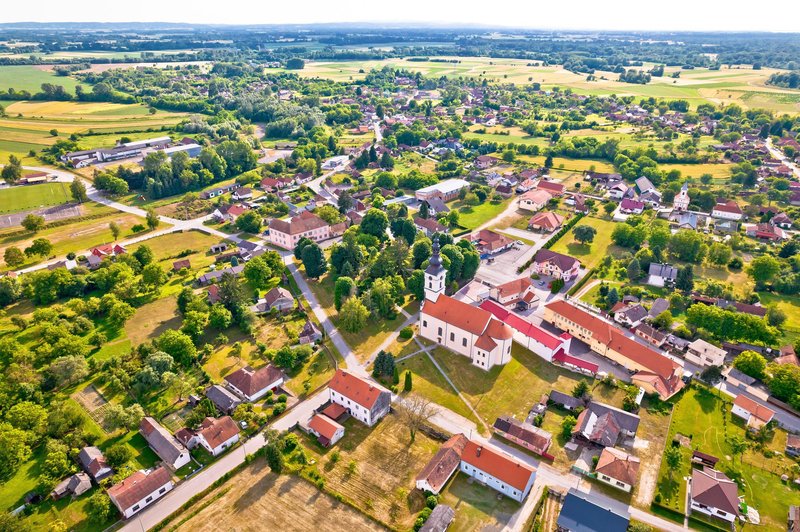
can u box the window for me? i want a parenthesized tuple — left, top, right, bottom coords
(462, 338, 467, 347)
(438, 327, 443, 336)
(159, 487, 167, 494)
(450, 332, 455, 341)
(616, 481, 624, 487)
(423, 320, 428, 327)
(132, 505, 140, 512)
(145, 496, 153, 503)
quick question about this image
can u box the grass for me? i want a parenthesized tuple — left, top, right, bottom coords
(758, 292, 800, 345)
(124, 295, 181, 346)
(0, 182, 71, 213)
(453, 198, 512, 230)
(549, 216, 622, 270)
(440, 473, 522, 531)
(0, 65, 88, 94)
(656, 385, 800, 530)
(283, 346, 336, 397)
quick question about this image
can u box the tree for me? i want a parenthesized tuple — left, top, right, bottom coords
(707, 242, 732, 266)
(337, 190, 354, 213)
(109, 221, 120, 240)
(24, 238, 52, 257)
(86, 492, 113, 522)
(209, 304, 233, 330)
(571, 379, 589, 398)
(145, 208, 160, 230)
(627, 258, 641, 281)
(5, 402, 47, 436)
(264, 439, 284, 473)
(561, 416, 577, 439)
(49, 355, 89, 387)
(606, 287, 619, 308)
(668, 230, 706, 263)
(728, 435, 748, 464)
(767, 306, 787, 328)
(70, 180, 88, 202)
(236, 210, 263, 234)
(334, 276, 355, 311)
(339, 297, 369, 333)
(105, 403, 144, 431)
(700, 365, 724, 385)
(397, 395, 435, 442)
(141, 263, 167, 291)
(4, 247, 24, 268)
(675, 265, 694, 292)
(361, 208, 389, 239)
(603, 202, 616, 216)
(104, 444, 133, 469)
(747, 255, 781, 286)
(419, 201, 430, 219)
(243, 255, 273, 288)
(664, 445, 683, 481)
(133, 244, 154, 267)
(651, 310, 674, 330)
(1, 155, 22, 184)
(733, 350, 767, 380)
(155, 329, 197, 366)
(181, 310, 209, 340)
(573, 225, 596, 244)
(300, 242, 327, 279)
(0, 423, 32, 480)
(21, 214, 45, 232)
(404, 371, 413, 392)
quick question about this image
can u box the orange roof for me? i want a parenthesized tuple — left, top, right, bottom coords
(528, 211, 564, 230)
(197, 416, 239, 449)
(733, 394, 775, 423)
(423, 294, 512, 340)
(496, 277, 534, 299)
(595, 447, 640, 486)
(308, 413, 343, 440)
(329, 369, 389, 410)
(460, 440, 535, 491)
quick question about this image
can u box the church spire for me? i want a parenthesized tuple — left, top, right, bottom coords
(424, 236, 446, 302)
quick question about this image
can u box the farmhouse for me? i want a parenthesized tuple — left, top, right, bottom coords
(253, 286, 294, 313)
(518, 189, 552, 212)
(731, 394, 775, 429)
(689, 468, 741, 523)
(633, 323, 666, 348)
(224, 364, 285, 402)
(188, 416, 240, 456)
(197, 264, 244, 286)
(415, 178, 470, 202)
(608, 182, 632, 200)
(619, 198, 645, 215)
(328, 369, 391, 426)
(527, 211, 564, 232)
(572, 401, 640, 447)
(108, 466, 174, 519)
(557, 488, 630, 532)
(415, 434, 468, 495)
(139, 417, 190, 470)
(492, 415, 552, 456)
(78, 446, 112, 482)
(267, 211, 332, 249)
(543, 301, 685, 399)
(459, 439, 536, 502)
(530, 249, 580, 281)
(594, 447, 640, 492)
(420, 241, 514, 370)
(307, 413, 345, 447)
(685, 339, 726, 368)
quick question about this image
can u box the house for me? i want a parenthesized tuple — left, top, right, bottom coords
(619, 198, 645, 215)
(298, 320, 322, 344)
(468, 229, 514, 256)
(140, 417, 190, 470)
(731, 394, 775, 429)
(490, 277, 538, 309)
(712, 200, 743, 221)
(557, 488, 630, 532)
(420, 242, 514, 370)
(458, 438, 536, 502)
(415, 434, 469, 494)
(307, 413, 345, 447)
(607, 182, 632, 200)
(613, 303, 648, 328)
(531, 249, 581, 281)
(518, 189, 552, 212)
(328, 369, 391, 426)
(108, 466, 174, 519)
(231, 187, 253, 201)
(572, 401, 640, 446)
(527, 211, 564, 233)
(692, 450, 720, 468)
(633, 323, 666, 348)
(635, 176, 656, 194)
(746, 222, 787, 241)
(78, 446, 112, 482)
(474, 155, 499, 169)
(194, 416, 240, 456)
(595, 447, 640, 492)
(205, 384, 242, 415)
(51, 473, 92, 500)
(689, 467, 741, 523)
(648, 298, 670, 318)
(91, 243, 126, 258)
(493, 415, 552, 456)
(415, 179, 470, 202)
(197, 264, 244, 286)
(419, 504, 455, 532)
(172, 259, 191, 272)
(253, 286, 294, 313)
(212, 204, 247, 223)
(786, 434, 800, 458)
(674, 182, 690, 211)
(224, 364, 285, 402)
(206, 285, 220, 305)
(414, 216, 448, 236)
(424, 197, 450, 216)
(639, 190, 662, 208)
(647, 263, 678, 287)
(268, 211, 331, 249)
(479, 300, 571, 362)
(548, 390, 586, 411)
(685, 339, 726, 368)
(544, 301, 685, 400)
(537, 180, 565, 197)
(771, 212, 792, 229)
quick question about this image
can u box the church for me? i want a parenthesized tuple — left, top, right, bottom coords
(419, 239, 514, 370)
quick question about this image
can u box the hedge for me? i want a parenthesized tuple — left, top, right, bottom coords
(566, 267, 596, 297)
(516, 213, 585, 274)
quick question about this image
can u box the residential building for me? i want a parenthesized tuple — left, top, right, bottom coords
(527, 211, 564, 232)
(458, 439, 536, 502)
(468, 229, 514, 255)
(108, 466, 174, 519)
(474, 155, 499, 169)
(190, 416, 240, 456)
(537, 180, 565, 196)
(420, 241, 514, 370)
(419, 505, 455, 532)
(711, 200, 744, 221)
(197, 264, 245, 286)
(51, 473, 92, 500)
(595, 447, 640, 492)
(329, 369, 391, 426)
(298, 320, 322, 344)
(231, 187, 253, 201)
(731, 394, 775, 429)
(253, 286, 294, 313)
(619, 198, 645, 215)
(572, 401, 640, 446)
(648, 298, 670, 318)
(613, 303, 648, 328)
(308, 413, 345, 447)
(492, 415, 552, 456)
(224, 364, 285, 402)
(172, 259, 191, 272)
(689, 468, 741, 523)
(543, 301, 685, 399)
(531, 249, 581, 281)
(557, 488, 630, 532)
(267, 211, 331, 249)
(139, 417, 190, 470)
(608, 182, 632, 200)
(635, 176, 656, 194)
(787, 434, 800, 458)
(633, 323, 666, 348)
(674, 182, 690, 211)
(414, 216, 448, 236)
(518, 189, 552, 212)
(490, 277, 537, 308)
(685, 339, 726, 368)
(212, 204, 247, 223)
(415, 179, 470, 202)
(646, 263, 678, 287)
(91, 243, 127, 259)
(78, 446, 112, 482)
(548, 390, 586, 411)
(205, 384, 242, 414)
(416, 434, 469, 494)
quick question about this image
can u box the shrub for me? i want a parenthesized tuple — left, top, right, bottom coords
(399, 326, 414, 340)
(131, 224, 146, 233)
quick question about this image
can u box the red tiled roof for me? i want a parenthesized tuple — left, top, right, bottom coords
(424, 295, 512, 340)
(733, 394, 775, 423)
(108, 466, 172, 513)
(322, 402, 348, 420)
(416, 434, 468, 493)
(197, 416, 239, 449)
(269, 211, 328, 235)
(713, 200, 742, 214)
(329, 369, 389, 410)
(528, 211, 564, 230)
(224, 365, 284, 398)
(308, 414, 343, 441)
(536, 181, 565, 194)
(478, 300, 563, 349)
(460, 440, 535, 491)
(595, 447, 640, 485)
(553, 349, 599, 373)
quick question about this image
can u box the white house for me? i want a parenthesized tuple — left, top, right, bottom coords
(108, 466, 174, 519)
(530, 249, 581, 282)
(608, 182, 631, 200)
(139, 417, 190, 470)
(595, 447, 640, 493)
(329, 369, 391, 426)
(419, 240, 514, 370)
(711, 200, 743, 221)
(647, 263, 678, 287)
(689, 468, 741, 523)
(731, 394, 775, 429)
(224, 364, 285, 402)
(267, 211, 331, 250)
(518, 189, 552, 212)
(685, 339, 726, 368)
(459, 439, 536, 502)
(307, 413, 345, 447)
(194, 416, 240, 456)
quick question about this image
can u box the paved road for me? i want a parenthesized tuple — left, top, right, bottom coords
(767, 138, 800, 180)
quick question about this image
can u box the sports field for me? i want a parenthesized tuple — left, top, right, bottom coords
(0, 182, 70, 213)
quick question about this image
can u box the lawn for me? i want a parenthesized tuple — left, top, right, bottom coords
(758, 292, 800, 345)
(655, 385, 800, 530)
(298, 414, 439, 529)
(124, 295, 181, 346)
(129, 229, 223, 268)
(0, 182, 71, 213)
(453, 197, 512, 230)
(440, 473, 522, 532)
(549, 216, 621, 270)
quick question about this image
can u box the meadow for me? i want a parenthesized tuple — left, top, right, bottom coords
(0, 182, 71, 213)
(0, 65, 88, 94)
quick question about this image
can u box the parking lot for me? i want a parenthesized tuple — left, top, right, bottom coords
(474, 232, 548, 286)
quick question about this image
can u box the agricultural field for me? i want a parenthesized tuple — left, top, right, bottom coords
(0, 182, 71, 213)
(0, 65, 88, 94)
(171, 458, 384, 532)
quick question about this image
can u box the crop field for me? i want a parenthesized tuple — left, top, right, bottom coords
(0, 182, 71, 213)
(0, 65, 88, 94)
(273, 58, 800, 112)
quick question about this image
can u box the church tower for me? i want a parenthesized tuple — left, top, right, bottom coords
(424, 237, 447, 302)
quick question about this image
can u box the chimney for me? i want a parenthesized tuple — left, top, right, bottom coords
(476, 446, 482, 457)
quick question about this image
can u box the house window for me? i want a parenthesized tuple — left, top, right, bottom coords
(616, 481, 624, 487)
(438, 327, 443, 336)
(159, 487, 166, 494)
(462, 338, 467, 347)
(450, 332, 455, 341)
(145, 496, 153, 503)
(132, 505, 140, 512)
(423, 320, 427, 327)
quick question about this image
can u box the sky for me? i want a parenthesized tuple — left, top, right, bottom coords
(3, 0, 800, 32)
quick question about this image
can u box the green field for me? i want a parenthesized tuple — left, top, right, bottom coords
(0, 65, 88, 94)
(550, 216, 621, 270)
(0, 182, 71, 213)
